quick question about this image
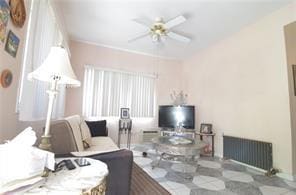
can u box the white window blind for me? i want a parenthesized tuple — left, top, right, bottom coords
(83, 66, 155, 118)
(17, 0, 66, 121)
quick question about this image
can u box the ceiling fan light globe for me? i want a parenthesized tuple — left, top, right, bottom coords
(155, 29, 162, 35)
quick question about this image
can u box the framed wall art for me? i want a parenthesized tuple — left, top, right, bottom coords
(0, 0, 10, 42)
(1, 69, 13, 88)
(5, 30, 19, 57)
(9, 0, 26, 28)
(200, 123, 213, 134)
(120, 108, 130, 119)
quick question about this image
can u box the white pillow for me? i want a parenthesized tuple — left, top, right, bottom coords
(80, 118, 92, 148)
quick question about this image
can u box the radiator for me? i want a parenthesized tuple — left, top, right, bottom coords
(223, 135, 273, 170)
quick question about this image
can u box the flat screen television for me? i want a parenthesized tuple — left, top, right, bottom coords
(158, 105, 195, 129)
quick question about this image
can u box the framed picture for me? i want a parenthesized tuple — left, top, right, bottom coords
(120, 108, 130, 119)
(9, 0, 26, 28)
(293, 65, 296, 96)
(0, 0, 10, 43)
(5, 30, 20, 57)
(200, 123, 212, 134)
(0, 69, 13, 88)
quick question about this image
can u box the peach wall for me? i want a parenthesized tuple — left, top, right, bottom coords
(66, 40, 182, 143)
(0, 0, 31, 143)
(182, 2, 296, 178)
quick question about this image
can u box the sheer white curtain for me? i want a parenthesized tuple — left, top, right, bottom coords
(83, 66, 155, 118)
(17, 0, 66, 121)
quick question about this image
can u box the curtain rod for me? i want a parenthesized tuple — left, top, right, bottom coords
(84, 65, 158, 78)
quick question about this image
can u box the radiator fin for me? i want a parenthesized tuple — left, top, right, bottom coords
(223, 136, 272, 170)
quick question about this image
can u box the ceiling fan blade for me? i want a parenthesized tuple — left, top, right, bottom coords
(164, 15, 186, 29)
(167, 32, 191, 43)
(132, 18, 152, 30)
(128, 32, 150, 43)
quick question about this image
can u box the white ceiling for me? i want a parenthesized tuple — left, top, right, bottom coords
(57, 0, 293, 60)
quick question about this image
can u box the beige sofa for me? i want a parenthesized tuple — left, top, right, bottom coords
(64, 115, 119, 155)
(49, 115, 133, 195)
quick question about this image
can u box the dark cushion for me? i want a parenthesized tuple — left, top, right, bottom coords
(85, 120, 108, 137)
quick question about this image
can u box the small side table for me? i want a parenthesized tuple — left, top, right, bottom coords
(196, 132, 215, 157)
(25, 158, 108, 195)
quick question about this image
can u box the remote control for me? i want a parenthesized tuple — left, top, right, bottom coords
(64, 159, 76, 170)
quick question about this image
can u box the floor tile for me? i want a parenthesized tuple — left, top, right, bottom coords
(193, 175, 221, 185)
(166, 181, 188, 190)
(132, 144, 293, 195)
(155, 177, 167, 182)
(253, 175, 290, 188)
(171, 163, 197, 173)
(284, 180, 296, 189)
(133, 145, 148, 152)
(225, 180, 262, 195)
(229, 173, 254, 183)
(197, 182, 219, 191)
(222, 170, 245, 179)
(222, 162, 246, 172)
(159, 181, 170, 189)
(196, 166, 222, 177)
(132, 150, 143, 157)
(147, 148, 157, 154)
(284, 190, 296, 195)
(190, 188, 236, 195)
(172, 187, 191, 195)
(259, 185, 290, 195)
(199, 160, 221, 169)
(143, 166, 167, 178)
(134, 156, 152, 166)
(185, 182, 199, 189)
(165, 171, 193, 183)
(211, 180, 226, 190)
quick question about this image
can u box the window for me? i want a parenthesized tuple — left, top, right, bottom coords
(17, 0, 67, 121)
(83, 66, 156, 118)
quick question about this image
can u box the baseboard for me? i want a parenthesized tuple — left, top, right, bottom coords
(220, 155, 295, 181)
(277, 173, 295, 181)
(228, 159, 266, 174)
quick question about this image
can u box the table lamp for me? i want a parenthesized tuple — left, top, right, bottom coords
(28, 46, 80, 151)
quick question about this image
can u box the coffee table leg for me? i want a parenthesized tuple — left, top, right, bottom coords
(152, 152, 164, 169)
(196, 156, 200, 170)
(183, 156, 193, 180)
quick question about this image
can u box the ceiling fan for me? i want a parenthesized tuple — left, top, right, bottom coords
(129, 15, 191, 43)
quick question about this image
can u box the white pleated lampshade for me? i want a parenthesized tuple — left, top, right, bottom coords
(28, 46, 80, 87)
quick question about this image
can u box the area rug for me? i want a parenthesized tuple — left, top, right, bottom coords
(130, 163, 170, 195)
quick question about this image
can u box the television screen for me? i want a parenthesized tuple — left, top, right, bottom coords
(158, 105, 195, 129)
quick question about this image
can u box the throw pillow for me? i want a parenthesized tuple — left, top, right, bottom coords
(85, 120, 107, 137)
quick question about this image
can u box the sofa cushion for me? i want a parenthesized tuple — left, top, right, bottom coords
(89, 136, 118, 151)
(80, 119, 92, 148)
(85, 120, 108, 136)
(65, 115, 84, 151)
(71, 137, 120, 157)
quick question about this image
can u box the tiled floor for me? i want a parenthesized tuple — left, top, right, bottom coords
(131, 144, 296, 195)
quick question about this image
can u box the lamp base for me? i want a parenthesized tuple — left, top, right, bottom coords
(39, 135, 52, 151)
(39, 135, 52, 177)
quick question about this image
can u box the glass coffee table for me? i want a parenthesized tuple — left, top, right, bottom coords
(151, 136, 206, 179)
